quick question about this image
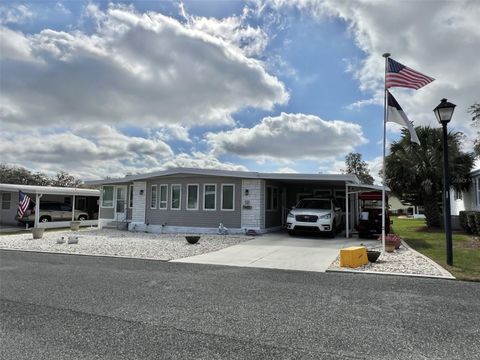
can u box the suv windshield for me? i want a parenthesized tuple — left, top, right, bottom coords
(296, 199, 331, 210)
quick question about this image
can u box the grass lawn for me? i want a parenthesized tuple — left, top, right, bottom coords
(392, 217, 480, 281)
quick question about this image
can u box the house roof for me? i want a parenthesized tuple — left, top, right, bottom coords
(470, 168, 480, 177)
(85, 167, 360, 185)
(0, 183, 100, 197)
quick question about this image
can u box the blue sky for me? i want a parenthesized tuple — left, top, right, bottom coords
(1, 0, 478, 180)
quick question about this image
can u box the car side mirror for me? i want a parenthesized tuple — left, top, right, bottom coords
(335, 207, 341, 212)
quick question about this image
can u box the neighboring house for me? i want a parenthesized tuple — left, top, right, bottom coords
(0, 184, 100, 227)
(451, 168, 480, 215)
(86, 168, 367, 234)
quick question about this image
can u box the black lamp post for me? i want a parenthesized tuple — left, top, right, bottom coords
(433, 98, 456, 266)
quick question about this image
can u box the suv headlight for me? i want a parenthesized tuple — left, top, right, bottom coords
(319, 214, 331, 219)
(287, 212, 294, 218)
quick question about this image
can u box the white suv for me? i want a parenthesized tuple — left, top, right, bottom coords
(286, 198, 343, 237)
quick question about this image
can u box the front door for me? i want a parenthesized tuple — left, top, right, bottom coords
(115, 186, 127, 221)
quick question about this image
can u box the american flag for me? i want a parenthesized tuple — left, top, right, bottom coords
(386, 58, 434, 90)
(17, 191, 31, 218)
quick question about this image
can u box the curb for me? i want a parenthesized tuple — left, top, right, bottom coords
(399, 240, 455, 279)
(326, 268, 455, 280)
(0, 248, 170, 262)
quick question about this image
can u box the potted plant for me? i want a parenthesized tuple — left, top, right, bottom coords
(384, 234, 400, 252)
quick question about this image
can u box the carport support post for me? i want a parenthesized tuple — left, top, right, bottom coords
(345, 183, 349, 238)
(72, 195, 76, 221)
(34, 193, 42, 228)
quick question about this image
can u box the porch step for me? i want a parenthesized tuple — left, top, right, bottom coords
(103, 221, 128, 230)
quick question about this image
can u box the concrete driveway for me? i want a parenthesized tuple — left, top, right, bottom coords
(172, 232, 378, 272)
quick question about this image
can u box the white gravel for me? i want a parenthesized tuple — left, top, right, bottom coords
(0, 228, 252, 261)
(328, 242, 454, 279)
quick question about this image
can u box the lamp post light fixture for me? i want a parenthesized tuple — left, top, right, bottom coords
(433, 98, 456, 266)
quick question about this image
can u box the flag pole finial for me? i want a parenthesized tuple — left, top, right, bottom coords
(382, 53, 391, 58)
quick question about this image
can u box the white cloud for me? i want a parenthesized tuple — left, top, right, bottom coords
(275, 167, 299, 173)
(0, 4, 34, 25)
(0, 125, 248, 180)
(206, 112, 368, 162)
(265, 0, 480, 147)
(181, 4, 268, 57)
(0, 4, 288, 129)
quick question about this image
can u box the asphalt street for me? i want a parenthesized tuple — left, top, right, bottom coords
(1, 250, 479, 359)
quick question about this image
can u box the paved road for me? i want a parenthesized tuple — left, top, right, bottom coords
(1, 250, 479, 360)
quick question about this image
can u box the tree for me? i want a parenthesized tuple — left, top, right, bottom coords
(343, 152, 374, 185)
(0, 164, 81, 187)
(385, 126, 474, 228)
(50, 171, 82, 187)
(469, 102, 480, 157)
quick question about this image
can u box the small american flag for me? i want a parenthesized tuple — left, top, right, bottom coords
(386, 58, 434, 90)
(18, 191, 31, 218)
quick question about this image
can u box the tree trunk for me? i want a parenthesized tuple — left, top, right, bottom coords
(423, 191, 440, 228)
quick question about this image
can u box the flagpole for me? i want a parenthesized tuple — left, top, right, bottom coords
(382, 52, 390, 253)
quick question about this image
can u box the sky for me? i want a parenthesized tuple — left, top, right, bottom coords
(0, 0, 479, 182)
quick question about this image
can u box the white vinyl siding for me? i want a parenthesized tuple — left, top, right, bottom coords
(102, 186, 114, 208)
(171, 184, 181, 210)
(221, 184, 235, 211)
(2, 193, 11, 210)
(150, 185, 157, 209)
(187, 184, 199, 210)
(159, 184, 168, 209)
(203, 184, 216, 210)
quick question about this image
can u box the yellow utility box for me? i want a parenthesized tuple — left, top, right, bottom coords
(340, 246, 368, 268)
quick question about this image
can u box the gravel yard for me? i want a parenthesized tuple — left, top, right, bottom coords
(328, 242, 455, 279)
(0, 229, 252, 261)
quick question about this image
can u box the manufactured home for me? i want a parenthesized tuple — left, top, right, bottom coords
(86, 167, 381, 235)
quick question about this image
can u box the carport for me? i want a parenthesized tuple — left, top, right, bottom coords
(345, 183, 390, 239)
(0, 183, 100, 229)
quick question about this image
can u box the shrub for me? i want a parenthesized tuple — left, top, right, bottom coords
(467, 213, 478, 235)
(459, 211, 469, 232)
(475, 213, 480, 236)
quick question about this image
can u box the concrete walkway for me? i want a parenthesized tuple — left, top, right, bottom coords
(172, 232, 378, 272)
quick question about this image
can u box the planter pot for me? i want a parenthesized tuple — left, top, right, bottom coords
(185, 236, 200, 244)
(32, 227, 44, 239)
(57, 236, 66, 244)
(70, 221, 81, 231)
(385, 244, 395, 253)
(367, 250, 381, 263)
(394, 240, 401, 249)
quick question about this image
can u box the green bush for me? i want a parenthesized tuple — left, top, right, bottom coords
(459, 211, 469, 231)
(467, 212, 478, 235)
(475, 213, 480, 236)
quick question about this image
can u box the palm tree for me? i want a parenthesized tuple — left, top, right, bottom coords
(385, 126, 474, 228)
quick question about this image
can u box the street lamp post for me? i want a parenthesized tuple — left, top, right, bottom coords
(433, 98, 456, 266)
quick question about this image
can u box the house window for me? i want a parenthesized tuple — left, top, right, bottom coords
(266, 186, 279, 211)
(454, 188, 463, 201)
(102, 186, 114, 207)
(159, 185, 168, 209)
(203, 184, 216, 210)
(171, 184, 181, 210)
(129, 185, 133, 208)
(2, 193, 11, 210)
(221, 184, 235, 211)
(151, 185, 157, 209)
(187, 184, 199, 210)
